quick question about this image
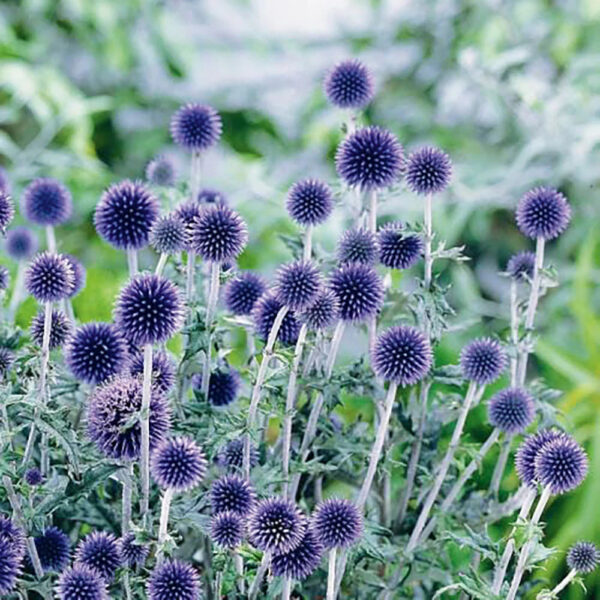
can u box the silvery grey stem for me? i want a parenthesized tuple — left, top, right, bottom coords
(281, 578, 292, 600)
(424, 193, 433, 289)
(303, 225, 313, 261)
(368, 190, 377, 233)
(489, 435, 511, 497)
(140, 343, 153, 528)
(158, 487, 175, 558)
(8, 262, 25, 322)
(201, 262, 220, 396)
(368, 317, 376, 353)
(327, 547, 337, 600)
(509, 279, 519, 383)
(234, 552, 245, 595)
(186, 252, 196, 305)
(249, 552, 271, 600)
(64, 298, 75, 323)
(45, 225, 56, 252)
(155, 252, 168, 276)
(127, 248, 138, 277)
(190, 150, 202, 202)
(549, 569, 576, 595)
(121, 463, 133, 535)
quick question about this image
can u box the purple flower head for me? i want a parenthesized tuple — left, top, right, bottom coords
(5, 226, 38, 261)
(515, 429, 567, 488)
(329, 263, 384, 323)
(507, 251, 536, 281)
(224, 271, 267, 316)
(25, 252, 74, 302)
(0, 516, 25, 558)
(197, 188, 227, 205)
(130, 349, 176, 394)
(114, 274, 184, 346)
(488, 387, 535, 434)
(324, 59, 374, 110)
(272, 528, 324, 581)
(174, 201, 202, 252)
(218, 438, 258, 472)
(211, 511, 245, 549)
(146, 155, 176, 187)
(192, 366, 240, 407)
(30, 308, 72, 350)
(150, 214, 187, 255)
(151, 436, 207, 491)
(516, 186, 571, 240)
(253, 292, 301, 346)
(148, 560, 200, 600)
(534, 435, 588, 494)
(377, 222, 424, 270)
(22, 177, 72, 226)
(567, 542, 600, 574)
(0, 266, 9, 291)
(406, 146, 452, 196)
(460, 338, 507, 386)
(24, 467, 43, 486)
(210, 475, 255, 515)
(95, 180, 159, 250)
(0, 539, 21, 596)
(56, 563, 108, 600)
(0, 191, 15, 232)
(34, 527, 70, 572)
(286, 179, 334, 227)
(118, 533, 149, 567)
(63, 254, 86, 298)
(298, 290, 339, 331)
(249, 497, 307, 554)
(0, 348, 14, 379)
(337, 228, 378, 266)
(74, 531, 121, 582)
(336, 126, 404, 190)
(65, 323, 128, 385)
(275, 260, 322, 311)
(312, 498, 363, 549)
(170, 103, 222, 151)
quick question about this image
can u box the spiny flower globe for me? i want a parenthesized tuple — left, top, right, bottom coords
(95, 180, 159, 250)
(0, 348, 14, 379)
(146, 155, 176, 187)
(130, 349, 176, 393)
(0, 516, 25, 556)
(336, 126, 404, 190)
(151, 436, 207, 491)
(377, 222, 424, 270)
(24, 467, 43, 486)
(22, 177, 72, 226)
(189, 203, 248, 263)
(170, 103, 222, 151)
(0, 539, 21, 596)
(198, 188, 227, 205)
(192, 367, 240, 407)
(249, 497, 307, 554)
(507, 250, 536, 281)
(324, 58, 374, 109)
(286, 179, 334, 226)
(114, 274, 184, 346)
(406, 146, 452, 195)
(272, 528, 324, 581)
(150, 214, 187, 255)
(298, 290, 339, 331)
(312, 498, 363, 549)
(516, 429, 566, 488)
(74, 531, 121, 582)
(329, 263, 384, 323)
(64, 254, 86, 298)
(65, 323, 128, 385)
(30, 308, 72, 349)
(488, 387, 535, 434)
(25, 252, 74, 302)
(253, 293, 300, 346)
(275, 260, 322, 311)
(371, 325, 432, 386)
(5, 226, 38, 261)
(0, 266, 9, 291)
(34, 527, 70, 572)
(148, 560, 200, 600)
(567, 542, 600, 574)
(460, 338, 507, 386)
(534, 435, 588, 494)
(56, 563, 108, 600)
(210, 475, 255, 515)
(218, 438, 259, 472)
(0, 191, 14, 232)
(338, 228, 378, 266)
(118, 533, 149, 567)
(224, 271, 266, 315)
(516, 186, 571, 240)
(211, 511, 245, 549)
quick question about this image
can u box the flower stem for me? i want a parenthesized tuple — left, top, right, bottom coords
(281, 578, 292, 600)
(509, 279, 519, 383)
(248, 552, 270, 600)
(327, 547, 337, 600)
(424, 193, 433, 289)
(368, 190, 377, 234)
(549, 569, 577, 595)
(127, 248, 138, 277)
(190, 150, 202, 201)
(121, 463, 133, 535)
(201, 262, 220, 396)
(303, 225, 313, 261)
(8, 262, 25, 323)
(489, 435, 512, 497)
(155, 252, 168, 276)
(140, 343, 153, 529)
(186, 252, 196, 305)
(45, 225, 56, 253)
(234, 551, 245, 595)
(157, 487, 174, 557)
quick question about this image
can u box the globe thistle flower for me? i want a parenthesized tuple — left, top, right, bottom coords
(30, 308, 72, 350)
(337, 228, 378, 266)
(0, 266, 9, 291)
(211, 511, 245, 549)
(170, 103, 222, 151)
(118, 533, 149, 567)
(34, 526, 70, 572)
(151, 437, 207, 492)
(249, 497, 307, 554)
(0, 539, 21, 596)
(129, 349, 176, 394)
(371, 325, 432, 386)
(95, 180, 159, 250)
(253, 293, 301, 346)
(150, 214, 187, 255)
(515, 429, 566, 488)
(0, 347, 14, 380)
(405, 146, 452, 196)
(0, 516, 25, 557)
(286, 179, 334, 227)
(534, 435, 588, 494)
(377, 222, 424, 270)
(24, 467, 43, 486)
(516, 186, 571, 240)
(218, 438, 259, 472)
(197, 188, 227, 205)
(224, 271, 266, 315)
(147, 560, 200, 600)
(460, 338, 507, 386)
(65, 323, 128, 385)
(114, 274, 184, 346)
(210, 475, 255, 515)
(192, 367, 240, 407)
(189, 203, 248, 263)
(63, 254, 86, 298)
(22, 177, 72, 226)
(312, 498, 363, 549)
(324, 59, 374, 110)
(0, 191, 14, 232)
(336, 126, 404, 190)
(5, 226, 38, 261)
(146, 155, 176, 187)
(506, 251, 536, 281)
(272, 528, 324, 581)
(488, 387, 535, 434)
(74, 531, 121, 582)
(25, 252, 74, 302)
(567, 542, 600, 574)
(87, 375, 171, 460)
(56, 563, 108, 600)
(298, 290, 339, 331)
(174, 201, 203, 252)
(275, 260, 322, 311)
(329, 263, 384, 323)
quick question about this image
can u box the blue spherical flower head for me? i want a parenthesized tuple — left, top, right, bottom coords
(25, 252, 74, 302)
(488, 387, 535, 434)
(30, 308, 72, 350)
(275, 260, 322, 312)
(535, 435, 588, 494)
(253, 292, 301, 346)
(312, 498, 363, 549)
(224, 271, 266, 315)
(0, 347, 14, 380)
(34, 527, 70, 572)
(150, 214, 187, 255)
(377, 222, 424, 270)
(567, 542, 600, 574)
(170, 103, 222, 151)
(118, 533, 149, 567)
(324, 59, 374, 110)
(189, 203, 248, 263)
(0, 516, 25, 557)
(286, 179, 334, 227)
(24, 467, 43, 486)
(87, 375, 171, 460)
(371, 325, 432, 386)
(65, 322, 128, 385)
(298, 290, 339, 331)
(0, 266, 9, 291)
(0, 191, 15, 232)
(193, 367, 240, 407)
(337, 228, 378, 266)
(516, 186, 571, 240)
(198, 188, 227, 205)
(95, 180, 159, 250)
(22, 177, 72, 226)
(272, 528, 324, 581)
(56, 563, 108, 600)
(329, 263, 384, 323)
(63, 254, 86, 298)
(130, 349, 176, 393)
(148, 560, 200, 600)
(146, 155, 176, 187)
(406, 146, 452, 195)
(515, 429, 566, 488)
(75, 531, 121, 582)
(210, 475, 255, 515)
(249, 497, 307, 554)
(218, 438, 259, 472)
(507, 251, 536, 281)
(5, 226, 38, 261)
(151, 436, 207, 492)
(115, 274, 184, 346)
(460, 338, 507, 386)
(336, 126, 404, 190)
(0, 539, 21, 596)
(211, 511, 245, 549)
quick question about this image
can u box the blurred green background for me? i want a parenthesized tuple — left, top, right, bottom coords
(1, 0, 599, 596)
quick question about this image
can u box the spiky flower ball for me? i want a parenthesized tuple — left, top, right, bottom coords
(211, 511, 245, 549)
(405, 146, 452, 195)
(146, 155, 176, 187)
(506, 251, 536, 281)
(30, 308, 72, 349)
(515, 429, 566, 488)
(275, 260, 322, 311)
(272, 529, 324, 581)
(118, 533, 149, 567)
(5, 226, 38, 261)
(198, 188, 227, 205)
(25, 252, 74, 302)
(130, 349, 176, 393)
(170, 103, 222, 151)
(24, 467, 43, 486)
(210, 475, 255, 515)
(377, 222, 424, 270)
(0, 347, 14, 379)
(224, 271, 266, 315)
(150, 214, 187, 255)
(249, 497, 306, 554)
(460, 338, 507, 386)
(56, 563, 108, 600)
(534, 435, 588, 494)
(336, 126, 404, 190)
(286, 179, 334, 226)
(192, 367, 240, 407)
(0, 191, 14, 232)
(329, 263, 384, 323)
(95, 180, 159, 250)
(253, 293, 301, 345)
(22, 177, 72, 226)
(516, 187, 571, 240)
(0, 266, 9, 291)
(0, 539, 21, 596)
(298, 290, 339, 331)
(218, 438, 258, 472)
(75, 532, 121, 582)
(312, 498, 363, 549)
(337, 228, 378, 266)
(147, 560, 200, 600)
(151, 437, 207, 491)
(567, 542, 600, 574)
(0, 516, 25, 557)
(34, 527, 70, 572)
(324, 59, 374, 109)
(115, 274, 184, 346)
(488, 387, 535, 434)
(63, 254, 86, 297)
(65, 323, 128, 385)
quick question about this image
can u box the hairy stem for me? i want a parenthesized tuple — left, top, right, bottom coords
(155, 252, 168, 276)
(140, 343, 153, 528)
(45, 225, 56, 253)
(201, 262, 220, 396)
(368, 190, 377, 234)
(489, 435, 511, 497)
(157, 487, 174, 559)
(509, 279, 519, 383)
(327, 547, 337, 600)
(424, 193, 433, 289)
(281, 578, 292, 600)
(186, 252, 196, 305)
(121, 463, 133, 535)
(303, 225, 313, 261)
(234, 551, 245, 595)
(127, 248, 138, 277)
(249, 552, 271, 600)
(550, 569, 576, 595)
(8, 262, 25, 322)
